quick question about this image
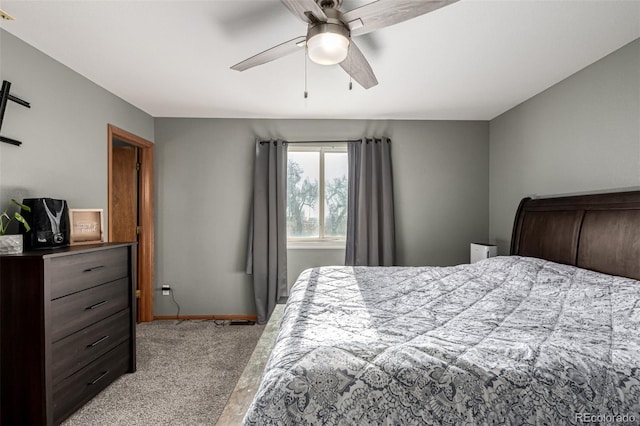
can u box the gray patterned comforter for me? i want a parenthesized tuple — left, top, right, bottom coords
(244, 256, 640, 425)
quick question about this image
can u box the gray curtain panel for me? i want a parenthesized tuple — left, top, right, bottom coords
(345, 137, 396, 266)
(245, 139, 288, 324)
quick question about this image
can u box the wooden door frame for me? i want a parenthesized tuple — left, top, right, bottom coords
(108, 124, 154, 322)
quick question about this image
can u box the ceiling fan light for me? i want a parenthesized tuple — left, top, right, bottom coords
(307, 25, 350, 65)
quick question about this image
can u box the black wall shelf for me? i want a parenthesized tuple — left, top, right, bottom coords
(0, 80, 31, 147)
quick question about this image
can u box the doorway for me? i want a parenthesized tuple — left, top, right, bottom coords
(108, 124, 154, 322)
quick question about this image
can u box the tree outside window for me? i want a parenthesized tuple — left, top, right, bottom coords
(287, 145, 348, 242)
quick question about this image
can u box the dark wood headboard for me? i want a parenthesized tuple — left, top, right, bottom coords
(510, 190, 640, 280)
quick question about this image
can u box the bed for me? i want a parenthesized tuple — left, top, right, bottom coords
(243, 191, 640, 425)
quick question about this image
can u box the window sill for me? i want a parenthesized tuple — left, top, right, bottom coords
(287, 241, 346, 250)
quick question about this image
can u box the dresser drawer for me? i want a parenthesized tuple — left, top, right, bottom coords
(49, 247, 128, 299)
(53, 341, 130, 424)
(52, 309, 130, 383)
(51, 278, 130, 342)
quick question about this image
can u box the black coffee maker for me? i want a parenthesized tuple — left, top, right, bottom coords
(20, 198, 70, 250)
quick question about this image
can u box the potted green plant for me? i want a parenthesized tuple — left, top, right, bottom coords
(0, 199, 31, 254)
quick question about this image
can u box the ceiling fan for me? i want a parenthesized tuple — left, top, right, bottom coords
(231, 0, 459, 89)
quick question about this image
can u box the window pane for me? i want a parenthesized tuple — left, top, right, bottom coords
(324, 152, 348, 237)
(287, 152, 319, 238)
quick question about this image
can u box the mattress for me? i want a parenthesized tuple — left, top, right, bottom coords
(244, 256, 640, 425)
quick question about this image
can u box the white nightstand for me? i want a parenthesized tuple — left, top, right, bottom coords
(470, 242, 497, 263)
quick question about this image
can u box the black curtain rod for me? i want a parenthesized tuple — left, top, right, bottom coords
(289, 139, 362, 144)
(259, 139, 365, 145)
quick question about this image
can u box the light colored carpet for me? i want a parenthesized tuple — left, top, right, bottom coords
(62, 320, 265, 426)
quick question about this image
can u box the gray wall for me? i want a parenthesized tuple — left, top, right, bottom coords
(154, 119, 489, 316)
(287, 248, 345, 288)
(0, 30, 154, 234)
(489, 38, 640, 254)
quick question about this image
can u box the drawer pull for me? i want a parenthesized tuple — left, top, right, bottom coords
(87, 335, 110, 348)
(86, 300, 108, 310)
(83, 265, 105, 273)
(88, 370, 109, 385)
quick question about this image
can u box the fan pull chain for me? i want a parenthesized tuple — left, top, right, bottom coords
(348, 42, 353, 91)
(304, 44, 309, 99)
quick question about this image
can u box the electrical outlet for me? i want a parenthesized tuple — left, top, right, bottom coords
(162, 285, 171, 296)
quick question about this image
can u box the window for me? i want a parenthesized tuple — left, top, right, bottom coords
(287, 145, 348, 245)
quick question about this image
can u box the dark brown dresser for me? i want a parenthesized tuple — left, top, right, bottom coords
(0, 243, 137, 425)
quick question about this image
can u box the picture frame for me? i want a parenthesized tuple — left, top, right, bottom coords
(69, 209, 104, 245)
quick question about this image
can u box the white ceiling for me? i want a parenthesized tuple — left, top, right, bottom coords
(1, 0, 639, 120)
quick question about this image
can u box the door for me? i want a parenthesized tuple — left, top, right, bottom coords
(108, 124, 155, 322)
(111, 144, 140, 320)
(111, 145, 138, 243)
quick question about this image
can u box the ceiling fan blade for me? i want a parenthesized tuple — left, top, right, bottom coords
(280, 0, 327, 23)
(339, 41, 378, 89)
(231, 36, 306, 71)
(343, 0, 459, 36)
